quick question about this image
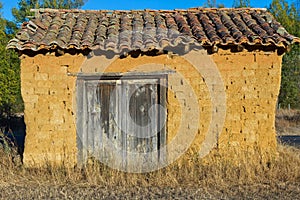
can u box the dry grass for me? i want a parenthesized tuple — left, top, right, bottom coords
(0, 143, 299, 199)
(276, 109, 300, 135)
(0, 111, 299, 199)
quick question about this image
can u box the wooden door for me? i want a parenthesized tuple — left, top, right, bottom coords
(77, 76, 166, 170)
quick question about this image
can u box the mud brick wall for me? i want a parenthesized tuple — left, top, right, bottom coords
(20, 48, 282, 166)
(20, 53, 85, 165)
(213, 49, 282, 158)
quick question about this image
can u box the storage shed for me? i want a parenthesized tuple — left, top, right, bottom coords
(7, 8, 299, 171)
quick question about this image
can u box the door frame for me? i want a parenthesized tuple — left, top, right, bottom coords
(76, 72, 168, 167)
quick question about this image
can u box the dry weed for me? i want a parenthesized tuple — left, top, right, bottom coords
(276, 109, 300, 135)
(0, 143, 299, 199)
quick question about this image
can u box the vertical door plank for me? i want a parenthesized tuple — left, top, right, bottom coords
(159, 77, 167, 164)
(81, 81, 88, 164)
(126, 82, 136, 170)
(93, 85, 102, 160)
(150, 81, 159, 167)
(76, 79, 85, 165)
(86, 83, 95, 157)
(101, 82, 116, 164)
(121, 80, 128, 169)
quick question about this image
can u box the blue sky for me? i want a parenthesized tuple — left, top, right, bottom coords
(0, 0, 296, 21)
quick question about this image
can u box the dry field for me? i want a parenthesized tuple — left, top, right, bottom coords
(0, 146, 299, 199)
(276, 109, 300, 148)
(0, 110, 299, 199)
(276, 109, 300, 136)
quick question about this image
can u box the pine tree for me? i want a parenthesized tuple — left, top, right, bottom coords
(0, 2, 22, 117)
(204, 0, 217, 8)
(12, 0, 87, 25)
(233, 0, 251, 8)
(269, 0, 300, 108)
(43, 0, 86, 9)
(12, 0, 40, 25)
(269, 0, 300, 36)
(203, 0, 225, 8)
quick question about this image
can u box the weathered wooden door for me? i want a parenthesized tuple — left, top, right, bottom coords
(77, 76, 166, 170)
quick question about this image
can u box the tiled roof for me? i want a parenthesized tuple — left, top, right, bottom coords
(7, 8, 300, 53)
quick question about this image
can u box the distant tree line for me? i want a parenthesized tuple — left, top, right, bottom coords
(269, 0, 300, 109)
(0, 2, 21, 119)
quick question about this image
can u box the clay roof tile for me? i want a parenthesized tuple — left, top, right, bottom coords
(7, 8, 300, 53)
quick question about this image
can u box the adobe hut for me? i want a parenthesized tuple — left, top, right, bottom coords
(7, 8, 299, 170)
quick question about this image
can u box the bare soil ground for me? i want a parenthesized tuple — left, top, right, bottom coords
(0, 110, 299, 199)
(0, 183, 299, 199)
